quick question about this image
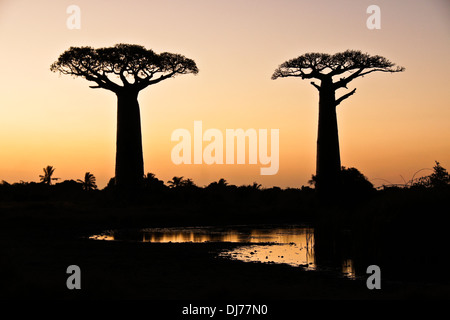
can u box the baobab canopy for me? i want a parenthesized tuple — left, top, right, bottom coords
(272, 50, 404, 91)
(50, 43, 199, 92)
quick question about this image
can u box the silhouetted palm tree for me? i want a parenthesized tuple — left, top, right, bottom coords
(168, 176, 184, 188)
(39, 166, 60, 185)
(77, 172, 98, 191)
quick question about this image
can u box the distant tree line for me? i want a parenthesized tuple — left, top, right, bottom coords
(1, 162, 448, 205)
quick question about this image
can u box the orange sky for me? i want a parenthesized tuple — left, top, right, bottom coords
(0, 0, 449, 189)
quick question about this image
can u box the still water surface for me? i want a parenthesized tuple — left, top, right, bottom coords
(89, 225, 356, 279)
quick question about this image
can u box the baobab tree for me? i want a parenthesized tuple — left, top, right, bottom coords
(272, 50, 404, 199)
(51, 44, 198, 190)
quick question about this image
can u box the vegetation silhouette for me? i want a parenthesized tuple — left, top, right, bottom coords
(143, 172, 166, 192)
(309, 166, 375, 204)
(272, 50, 404, 201)
(167, 176, 187, 188)
(2, 162, 447, 207)
(1, 162, 450, 287)
(412, 161, 450, 189)
(39, 165, 60, 185)
(50, 44, 198, 192)
(312, 161, 450, 283)
(77, 172, 98, 191)
(207, 178, 229, 189)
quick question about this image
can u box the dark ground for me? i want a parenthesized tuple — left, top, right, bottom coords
(1, 198, 449, 302)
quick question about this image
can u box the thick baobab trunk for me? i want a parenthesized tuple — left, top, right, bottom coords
(316, 81, 341, 199)
(115, 89, 144, 190)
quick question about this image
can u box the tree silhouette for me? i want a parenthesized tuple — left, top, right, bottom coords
(272, 50, 404, 198)
(182, 178, 196, 188)
(39, 165, 60, 185)
(413, 161, 450, 189)
(51, 44, 198, 191)
(206, 178, 229, 190)
(168, 176, 185, 188)
(77, 172, 98, 191)
(250, 182, 262, 190)
(143, 172, 166, 190)
(310, 166, 374, 201)
(214, 178, 229, 188)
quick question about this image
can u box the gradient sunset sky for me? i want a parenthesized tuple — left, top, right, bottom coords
(0, 0, 449, 189)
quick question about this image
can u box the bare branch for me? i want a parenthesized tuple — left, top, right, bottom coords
(358, 66, 405, 77)
(119, 69, 130, 86)
(334, 68, 364, 89)
(310, 81, 321, 91)
(336, 88, 357, 106)
(137, 72, 176, 91)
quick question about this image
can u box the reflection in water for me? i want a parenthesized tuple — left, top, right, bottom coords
(140, 228, 245, 243)
(342, 259, 355, 279)
(218, 228, 316, 271)
(89, 226, 356, 279)
(89, 234, 114, 241)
